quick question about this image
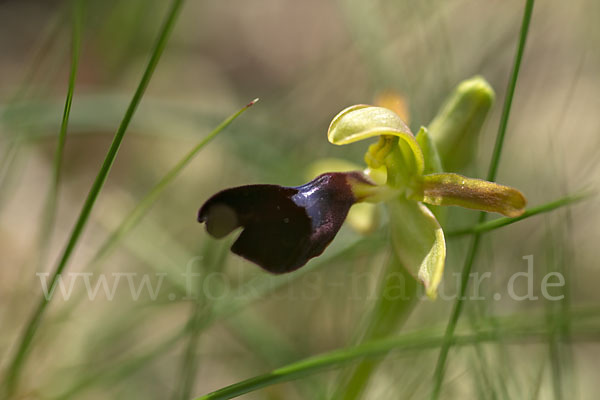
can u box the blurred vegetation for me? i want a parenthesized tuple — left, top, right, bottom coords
(0, 0, 599, 399)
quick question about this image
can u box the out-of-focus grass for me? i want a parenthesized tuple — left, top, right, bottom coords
(2, 0, 185, 395)
(1, 0, 599, 399)
(195, 306, 600, 400)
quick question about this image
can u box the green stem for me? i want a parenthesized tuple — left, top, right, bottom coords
(1, 0, 185, 395)
(446, 192, 590, 237)
(430, 1, 535, 398)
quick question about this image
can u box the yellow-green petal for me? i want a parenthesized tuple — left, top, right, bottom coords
(328, 105, 412, 145)
(418, 173, 527, 217)
(388, 198, 446, 299)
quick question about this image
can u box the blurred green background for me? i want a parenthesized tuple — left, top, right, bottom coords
(1, 0, 599, 399)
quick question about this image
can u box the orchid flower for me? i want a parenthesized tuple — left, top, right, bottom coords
(198, 77, 526, 299)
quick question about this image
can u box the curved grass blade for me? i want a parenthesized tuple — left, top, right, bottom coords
(1, 0, 186, 394)
(430, 1, 536, 398)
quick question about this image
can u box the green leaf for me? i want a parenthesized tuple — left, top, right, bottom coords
(418, 173, 527, 217)
(387, 198, 446, 299)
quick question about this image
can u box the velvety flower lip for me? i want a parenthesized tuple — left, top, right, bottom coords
(198, 172, 369, 273)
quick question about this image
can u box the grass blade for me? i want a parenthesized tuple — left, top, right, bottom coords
(446, 191, 591, 237)
(37, 98, 257, 333)
(50, 234, 386, 399)
(175, 242, 229, 400)
(38, 0, 84, 264)
(430, 1, 536, 398)
(194, 309, 599, 400)
(88, 98, 258, 268)
(486, 1, 535, 184)
(1, 0, 186, 394)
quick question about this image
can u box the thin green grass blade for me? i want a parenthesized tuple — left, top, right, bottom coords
(38, 0, 84, 265)
(486, 2, 535, 184)
(529, 358, 546, 400)
(0, 140, 21, 209)
(50, 234, 387, 399)
(88, 98, 258, 268)
(467, 309, 500, 400)
(446, 191, 591, 237)
(35, 99, 257, 333)
(176, 242, 230, 400)
(331, 251, 418, 400)
(469, 352, 495, 400)
(430, 1, 536, 398)
(225, 311, 327, 399)
(1, 0, 186, 394)
(194, 309, 600, 400)
(0, 3, 66, 122)
(547, 273, 564, 400)
(470, 300, 514, 400)
(177, 301, 211, 400)
(0, 8, 67, 210)
(53, 322, 193, 400)
(543, 214, 572, 400)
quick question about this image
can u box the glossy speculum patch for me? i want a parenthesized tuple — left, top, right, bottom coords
(198, 172, 362, 273)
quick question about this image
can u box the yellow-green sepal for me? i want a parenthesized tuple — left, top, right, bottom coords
(417, 173, 527, 217)
(388, 197, 446, 299)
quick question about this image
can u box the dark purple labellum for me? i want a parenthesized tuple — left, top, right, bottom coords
(198, 172, 367, 273)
